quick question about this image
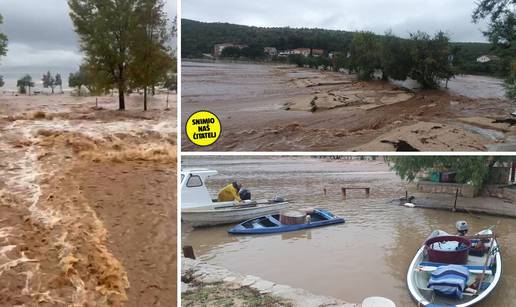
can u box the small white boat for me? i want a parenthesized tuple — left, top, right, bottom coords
(181, 169, 288, 227)
(407, 225, 502, 307)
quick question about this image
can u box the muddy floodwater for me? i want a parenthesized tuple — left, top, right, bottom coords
(182, 157, 516, 306)
(0, 93, 177, 306)
(182, 61, 515, 152)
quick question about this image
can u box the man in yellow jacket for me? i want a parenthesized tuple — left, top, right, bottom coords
(218, 181, 242, 202)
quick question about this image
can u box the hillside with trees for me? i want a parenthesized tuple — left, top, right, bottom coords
(182, 19, 506, 79)
(182, 19, 353, 58)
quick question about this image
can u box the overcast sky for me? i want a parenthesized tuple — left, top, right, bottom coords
(0, 0, 176, 88)
(183, 0, 489, 43)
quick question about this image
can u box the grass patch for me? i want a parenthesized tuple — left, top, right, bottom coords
(182, 282, 292, 307)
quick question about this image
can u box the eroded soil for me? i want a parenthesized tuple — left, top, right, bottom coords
(182, 62, 515, 151)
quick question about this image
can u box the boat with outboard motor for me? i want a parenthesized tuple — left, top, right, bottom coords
(407, 221, 502, 307)
(181, 169, 288, 227)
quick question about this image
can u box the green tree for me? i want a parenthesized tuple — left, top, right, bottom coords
(220, 46, 241, 58)
(409, 31, 454, 89)
(163, 72, 176, 109)
(17, 74, 34, 95)
(0, 14, 7, 59)
(68, 66, 88, 96)
(331, 52, 349, 72)
(129, 0, 174, 111)
(381, 31, 413, 80)
(473, 0, 516, 99)
(55, 73, 63, 93)
(350, 31, 381, 80)
(0, 14, 7, 86)
(388, 156, 515, 190)
(42, 71, 56, 94)
(68, 0, 140, 110)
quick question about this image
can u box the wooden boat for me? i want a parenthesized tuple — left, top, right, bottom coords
(228, 209, 344, 234)
(181, 169, 287, 227)
(407, 228, 502, 306)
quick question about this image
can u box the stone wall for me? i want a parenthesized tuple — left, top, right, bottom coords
(485, 185, 516, 203)
(416, 181, 476, 198)
(182, 257, 357, 307)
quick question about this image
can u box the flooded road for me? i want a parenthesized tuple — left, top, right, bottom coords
(182, 157, 516, 306)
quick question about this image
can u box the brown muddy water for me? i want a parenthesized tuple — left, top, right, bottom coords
(0, 94, 177, 306)
(182, 157, 516, 307)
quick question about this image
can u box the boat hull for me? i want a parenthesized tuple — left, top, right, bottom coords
(228, 209, 345, 234)
(182, 202, 287, 227)
(407, 229, 502, 307)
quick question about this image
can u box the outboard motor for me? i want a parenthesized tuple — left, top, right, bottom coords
(272, 196, 285, 203)
(456, 220, 469, 236)
(239, 188, 251, 201)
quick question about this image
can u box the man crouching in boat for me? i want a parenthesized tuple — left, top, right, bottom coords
(218, 181, 243, 202)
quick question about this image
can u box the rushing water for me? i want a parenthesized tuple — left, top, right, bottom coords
(182, 157, 516, 307)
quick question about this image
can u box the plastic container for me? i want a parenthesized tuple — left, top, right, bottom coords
(430, 171, 441, 182)
(440, 171, 457, 183)
(425, 236, 471, 264)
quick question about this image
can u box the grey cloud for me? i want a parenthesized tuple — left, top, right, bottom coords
(0, 0, 176, 84)
(183, 0, 489, 42)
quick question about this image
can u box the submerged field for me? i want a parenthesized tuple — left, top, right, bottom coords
(0, 93, 177, 306)
(182, 61, 515, 151)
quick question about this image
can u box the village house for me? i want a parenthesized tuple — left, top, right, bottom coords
(476, 55, 500, 63)
(213, 43, 248, 57)
(311, 48, 324, 57)
(293, 48, 311, 57)
(264, 47, 278, 56)
(278, 50, 294, 57)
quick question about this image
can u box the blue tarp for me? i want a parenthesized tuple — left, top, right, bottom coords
(428, 265, 469, 299)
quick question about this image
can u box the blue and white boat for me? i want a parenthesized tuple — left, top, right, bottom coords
(407, 226, 502, 307)
(228, 209, 344, 234)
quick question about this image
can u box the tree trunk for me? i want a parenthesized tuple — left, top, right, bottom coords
(119, 86, 125, 110)
(51, 87, 54, 94)
(144, 86, 148, 111)
(118, 65, 126, 110)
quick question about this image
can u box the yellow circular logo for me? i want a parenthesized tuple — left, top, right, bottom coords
(185, 111, 221, 146)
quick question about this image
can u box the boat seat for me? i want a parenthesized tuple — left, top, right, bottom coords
(418, 261, 493, 274)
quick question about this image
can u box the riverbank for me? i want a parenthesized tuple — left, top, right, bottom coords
(182, 61, 515, 151)
(182, 257, 356, 307)
(0, 93, 177, 305)
(405, 190, 516, 218)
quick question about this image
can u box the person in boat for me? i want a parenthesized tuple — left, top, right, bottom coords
(218, 181, 243, 202)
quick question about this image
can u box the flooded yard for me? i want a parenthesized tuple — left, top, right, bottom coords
(182, 157, 516, 306)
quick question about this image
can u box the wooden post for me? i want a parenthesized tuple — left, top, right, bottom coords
(405, 190, 408, 200)
(365, 188, 370, 198)
(477, 234, 496, 293)
(323, 187, 327, 196)
(452, 188, 459, 212)
(341, 188, 347, 199)
(183, 245, 196, 260)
